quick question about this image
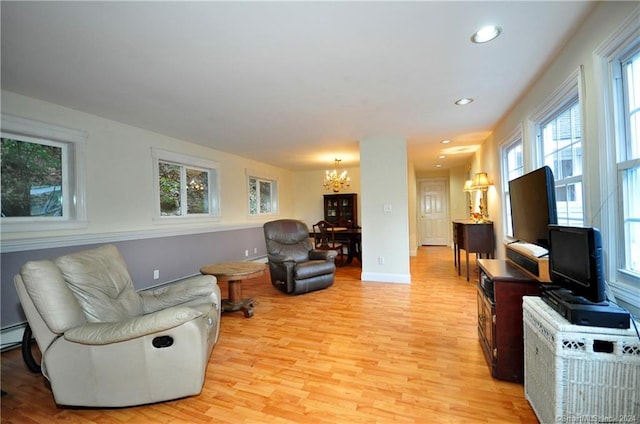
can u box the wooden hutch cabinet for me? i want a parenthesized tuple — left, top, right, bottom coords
(324, 194, 358, 227)
(477, 259, 540, 383)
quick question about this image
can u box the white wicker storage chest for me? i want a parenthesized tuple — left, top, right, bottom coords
(523, 296, 640, 424)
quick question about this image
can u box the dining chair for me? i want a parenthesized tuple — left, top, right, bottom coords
(312, 220, 346, 266)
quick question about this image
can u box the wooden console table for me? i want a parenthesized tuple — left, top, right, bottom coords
(200, 262, 266, 318)
(452, 220, 494, 281)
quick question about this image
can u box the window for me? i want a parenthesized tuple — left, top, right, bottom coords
(615, 47, 640, 278)
(247, 171, 278, 216)
(595, 10, 639, 314)
(152, 149, 219, 220)
(532, 68, 584, 226)
(0, 114, 87, 232)
(2, 138, 63, 217)
(540, 100, 583, 225)
(617, 48, 640, 277)
(501, 133, 524, 238)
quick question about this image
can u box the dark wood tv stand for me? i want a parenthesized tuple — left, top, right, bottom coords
(477, 259, 540, 383)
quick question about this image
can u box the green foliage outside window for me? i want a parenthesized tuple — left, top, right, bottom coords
(159, 162, 181, 215)
(259, 180, 272, 214)
(249, 176, 275, 215)
(186, 168, 208, 214)
(159, 161, 209, 216)
(1, 138, 63, 217)
(249, 178, 258, 215)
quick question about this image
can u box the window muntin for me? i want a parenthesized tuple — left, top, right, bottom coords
(248, 174, 278, 216)
(0, 114, 87, 232)
(501, 138, 523, 238)
(153, 149, 219, 220)
(538, 98, 584, 226)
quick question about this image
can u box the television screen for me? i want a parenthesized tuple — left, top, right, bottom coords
(509, 166, 557, 249)
(548, 225, 606, 304)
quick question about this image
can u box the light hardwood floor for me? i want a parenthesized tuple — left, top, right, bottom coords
(1, 246, 538, 423)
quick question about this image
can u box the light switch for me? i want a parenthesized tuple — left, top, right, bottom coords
(383, 203, 392, 213)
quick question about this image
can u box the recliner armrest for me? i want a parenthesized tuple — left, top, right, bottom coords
(267, 253, 297, 264)
(64, 306, 202, 345)
(310, 249, 337, 261)
(140, 275, 216, 314)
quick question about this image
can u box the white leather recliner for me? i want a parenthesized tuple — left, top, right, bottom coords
(13, 244, 222, 407)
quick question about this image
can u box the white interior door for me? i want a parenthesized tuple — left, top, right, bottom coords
(419, 179, 449, 245)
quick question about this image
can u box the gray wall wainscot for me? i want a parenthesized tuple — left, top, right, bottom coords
(1, 227, 267, 328)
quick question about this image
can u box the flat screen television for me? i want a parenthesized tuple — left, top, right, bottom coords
(548, 225, 606, 304)
(508, 166, 557, 249)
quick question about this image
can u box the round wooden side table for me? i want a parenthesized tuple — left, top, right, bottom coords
(200, 262, 266, 318)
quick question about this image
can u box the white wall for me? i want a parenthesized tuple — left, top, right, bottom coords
(448, 165, 470, 222)
(360, 136, 410, 283)
(407, 161, 418, 256)
(1, 90, 296, 243)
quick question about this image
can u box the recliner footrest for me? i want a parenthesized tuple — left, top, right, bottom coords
(294, 260, 335, 280)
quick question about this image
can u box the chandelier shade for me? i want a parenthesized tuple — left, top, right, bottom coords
(323, 158, 350, 192)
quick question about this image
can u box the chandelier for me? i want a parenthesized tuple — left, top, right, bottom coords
(323, 158, 350, 192)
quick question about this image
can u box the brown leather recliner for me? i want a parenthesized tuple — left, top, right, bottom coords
(263, 219, 337, 295)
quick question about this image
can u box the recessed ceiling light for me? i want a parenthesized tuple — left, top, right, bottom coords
(441, 139, 451, 144)
(436, 164, 442, 168)
(471, 25, 502, 44)
(439, 155, 446, 159)
(455, 98, 474, 106)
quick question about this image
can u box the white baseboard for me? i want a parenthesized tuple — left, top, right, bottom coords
(1, 323, 26, 351)
(360, 272, 411, 284)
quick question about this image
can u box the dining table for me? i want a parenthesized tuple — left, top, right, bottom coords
(310, 227, 361, 265)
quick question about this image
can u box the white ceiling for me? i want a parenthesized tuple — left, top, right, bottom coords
(1, 1, 596, 172)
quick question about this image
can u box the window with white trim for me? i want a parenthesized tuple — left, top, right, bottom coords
(501, 135, 524, 238)
(247, 171, 278, 216)
(533, 69, 584, 226)
(612, 44, 640, 282)
(0, 114, 87, 232)
(595, 11, 639, 314)
(152, 149, 220, 220)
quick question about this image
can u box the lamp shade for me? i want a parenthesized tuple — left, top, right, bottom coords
(463, 180, 474, 192)
(472, 172, 491, 189)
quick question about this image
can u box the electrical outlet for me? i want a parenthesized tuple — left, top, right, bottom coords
(245, 249, 249, 257)
(378, 256, 385, 265)
(254, 247, 258, 254)
(153, 270, 159, 280)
